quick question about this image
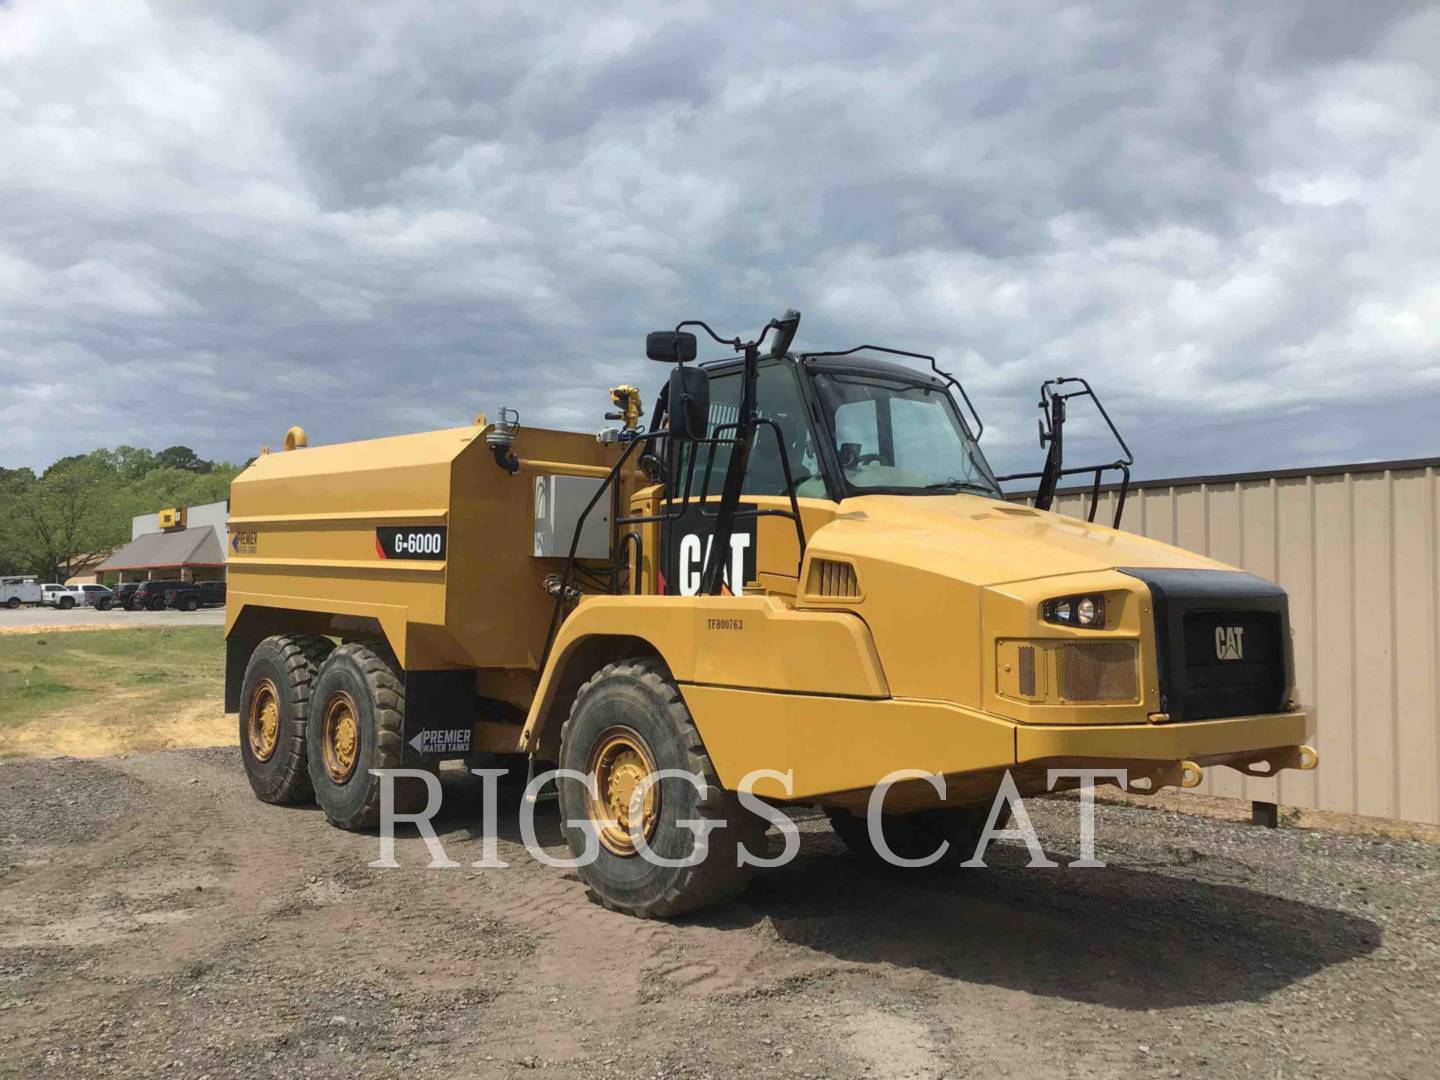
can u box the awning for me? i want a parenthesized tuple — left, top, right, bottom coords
(94, 525, 226, 572)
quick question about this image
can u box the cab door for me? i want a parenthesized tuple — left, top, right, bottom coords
(658, 360, 830, 596)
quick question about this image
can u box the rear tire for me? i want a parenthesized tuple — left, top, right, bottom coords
(5, 597, 18, 609)
(307, 643, 434, 831)
(239, 634, 334, 804)
(184, 597, 199, 612)
(558, 659, 765, 918)
(827, 803, 1009, 869)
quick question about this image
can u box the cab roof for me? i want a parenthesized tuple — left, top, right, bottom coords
(698, 351, 947, 389)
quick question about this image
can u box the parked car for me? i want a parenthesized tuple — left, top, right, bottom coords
(78, 584, 115, 610)
(131, 579, 187, 611)
(164, 583, 203, 612)
(1, 576, 41, 609)
(197, 581, 226, 607)
(112, 582, 143, 610)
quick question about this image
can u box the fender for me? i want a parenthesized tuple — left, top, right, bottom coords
(519, 594, 888, 754)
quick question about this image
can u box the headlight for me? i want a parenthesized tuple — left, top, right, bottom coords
(1043, 594, 1106, 628)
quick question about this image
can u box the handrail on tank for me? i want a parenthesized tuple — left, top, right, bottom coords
(514, 458, 646, 483)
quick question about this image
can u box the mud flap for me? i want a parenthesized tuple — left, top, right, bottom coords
(224, 636, 254, 713)
(402, 669, 477, 765)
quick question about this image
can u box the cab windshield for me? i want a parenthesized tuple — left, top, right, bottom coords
(680, 359, 1000, 501)
(811, 370, 1000, 497)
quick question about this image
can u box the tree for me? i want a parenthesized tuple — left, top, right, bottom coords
(155, 445, 213, 474)
(0, 467, 37, 575)
(101, 445, 159, 482)
(3, 455, 122, 581)
(0, 446, 240, 578)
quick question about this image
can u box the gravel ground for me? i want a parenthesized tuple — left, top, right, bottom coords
(0, 748, 1435, 1078)
(0, 607, 224, 632)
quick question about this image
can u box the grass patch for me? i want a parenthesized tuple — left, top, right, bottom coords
(6, 665, 81, 706)
(0, 627, 232, 757)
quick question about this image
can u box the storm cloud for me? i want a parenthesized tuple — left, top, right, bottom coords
(1, 0, 1437, 478)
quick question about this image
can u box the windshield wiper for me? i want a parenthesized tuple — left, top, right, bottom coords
(922, 478, 995, 494)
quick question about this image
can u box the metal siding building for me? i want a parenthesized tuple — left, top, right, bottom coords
(1041, 458, 1439, 826)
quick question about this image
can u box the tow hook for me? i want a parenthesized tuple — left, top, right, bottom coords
(1124, 759, 1204, 795)
(1229, 744, 1319, 778)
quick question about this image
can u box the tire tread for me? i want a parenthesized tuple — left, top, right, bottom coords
(241, 633, 334, 804)
(560, 658, 765, 919)
(310, 641, 428, 831)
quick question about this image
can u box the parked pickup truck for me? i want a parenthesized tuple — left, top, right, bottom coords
(41, 584, 115, 610)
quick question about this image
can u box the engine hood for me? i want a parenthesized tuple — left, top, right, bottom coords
(811, 493, 1229, 587)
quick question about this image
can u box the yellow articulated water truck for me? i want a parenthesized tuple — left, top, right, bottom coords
(226, 310, 1317, 917)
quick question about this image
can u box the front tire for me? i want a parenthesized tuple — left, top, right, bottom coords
(239, 634, 334, 804)
(5, 597, 18, 609)
(306, 643, 433, 831)
(97, 597, 113, 611)
(58, 596, 74, 610)
(184, 596, 199, 612)
(557, 659, 764, 919)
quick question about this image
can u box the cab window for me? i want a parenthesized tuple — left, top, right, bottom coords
(681, 363, 824, 498)
(813, 372, 1000, 496)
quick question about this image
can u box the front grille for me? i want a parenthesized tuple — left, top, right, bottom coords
(1180, 611, 1284, 720)
(1120, 568, 1291, 722)
(1055, 640, 1139, 703)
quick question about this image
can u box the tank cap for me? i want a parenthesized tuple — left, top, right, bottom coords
(283, 426, 308, 451)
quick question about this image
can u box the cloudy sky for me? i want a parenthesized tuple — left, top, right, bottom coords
(1, 0, 1437, 480)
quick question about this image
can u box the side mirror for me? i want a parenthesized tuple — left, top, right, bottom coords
(667, 366, 710, 441)
(646, 331, 697, 364)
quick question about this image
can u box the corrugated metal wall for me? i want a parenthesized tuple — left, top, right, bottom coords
(1044, 459, 1440, 826)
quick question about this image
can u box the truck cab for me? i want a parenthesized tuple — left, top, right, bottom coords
(518, 330, 1313, 800)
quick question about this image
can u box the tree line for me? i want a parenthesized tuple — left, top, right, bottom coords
(0, 446, 241, 582)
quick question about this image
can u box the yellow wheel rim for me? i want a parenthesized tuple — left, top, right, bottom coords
(321, 691, 361, 784)
(585, 726, 659, 857)
(247, 678, 281, 762)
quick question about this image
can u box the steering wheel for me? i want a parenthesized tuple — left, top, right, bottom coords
(855, 453, 884, 466)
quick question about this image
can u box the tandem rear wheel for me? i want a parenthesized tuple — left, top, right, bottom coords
(239, 634, 334, 804)
(557, 658, 767, 919)
(240, 637, 435, 829)
(305, 642, 436, 831)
